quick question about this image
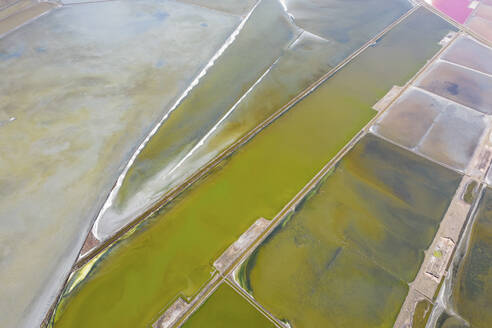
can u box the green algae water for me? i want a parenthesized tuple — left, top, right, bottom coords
(182, 283, 275, 328)
(50, 7, 455, 328)
(237, 134, 461, 327)
(96, 0, 300, 238)
(98, 0, 413, 239)
(452, 187, 492, 328)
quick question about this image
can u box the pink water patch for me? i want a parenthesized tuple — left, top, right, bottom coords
(430, 0, 474, 23)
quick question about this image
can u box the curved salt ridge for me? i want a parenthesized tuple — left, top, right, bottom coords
(91, 0, 261, 240)
(165, 59, 280, 179)
(278, 0, 295, 21)
(164, 31, 316, 184)
(92, 0, 301, 241)
(164, 30, 315, 180)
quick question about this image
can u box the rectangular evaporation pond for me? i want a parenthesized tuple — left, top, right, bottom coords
(236, 134, 461, 328)
(373, 87, 486, 171)
(49, 8, 456, 328)
(428, 0, 473, 24)
(417, 61, 492, 114)
(441, 35, 492, 75)
(182, 284, 275, 328)
(452, 187, 492, 328)
(417, 100, 486, 171)
(475, 2, 492, 20)
(372, 87, 442, 149)
(467, 15, 492, 43)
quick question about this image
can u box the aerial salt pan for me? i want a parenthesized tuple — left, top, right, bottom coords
(91, 0, 413, 245)
(0, 1, 240, 327)
(441, 35, 492, 75)
(235, 134, 461, 328)
(47, 7, 455, 328)
(417, 61, 492, 115)
(372, 87, 487, 171)
(373, 35, 492, 173)
(466, 0, 492, 43)
(448, 187, 492, 328)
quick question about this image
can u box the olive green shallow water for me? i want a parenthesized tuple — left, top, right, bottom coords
(182, 283, 275, 328)
(238, 135, 461, 327)
(452, 187, 492, 328)
(51, 8, 455, 328)
(97, 0, 413, 239)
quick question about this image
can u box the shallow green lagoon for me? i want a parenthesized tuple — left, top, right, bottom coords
(182, 283, 275, 328)
(452, 187, 492, 328)
(97, 0, 300, 239)
(0, 1, 240, 327)
(98, 0, 415, 239)
(238, 135, 461, 327)
(51, 8, 455, 328)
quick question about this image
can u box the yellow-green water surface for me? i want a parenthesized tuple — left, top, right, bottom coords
(237, 135, 461, 327)
(98, 0, 413, 239)
(51, 8, 455, 328)
(182, 283, 275, 328)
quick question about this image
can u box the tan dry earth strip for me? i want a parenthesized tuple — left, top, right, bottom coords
(0, 0, 58, 38)
(0, 0, 33, 21)
(372, 85, 403, 112)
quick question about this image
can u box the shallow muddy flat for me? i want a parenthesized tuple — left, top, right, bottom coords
(475, 2, 492, 20)
(0, 1, 239, 327)
(373, 88, 442, 149)
(441, 35, 492, 76)
(237, 134, 461, 328)
(48, 8, 455, 328)
(182, 284, 275, 328)
(417, 61, 492, 115)
(0, 1, 56, 37)
(95, 0, 301, 240)
(95, 0, 415, 243)
(373, 87, 487, 171)
(467, 15, 492, 43)
(418, 103, 486, 170)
